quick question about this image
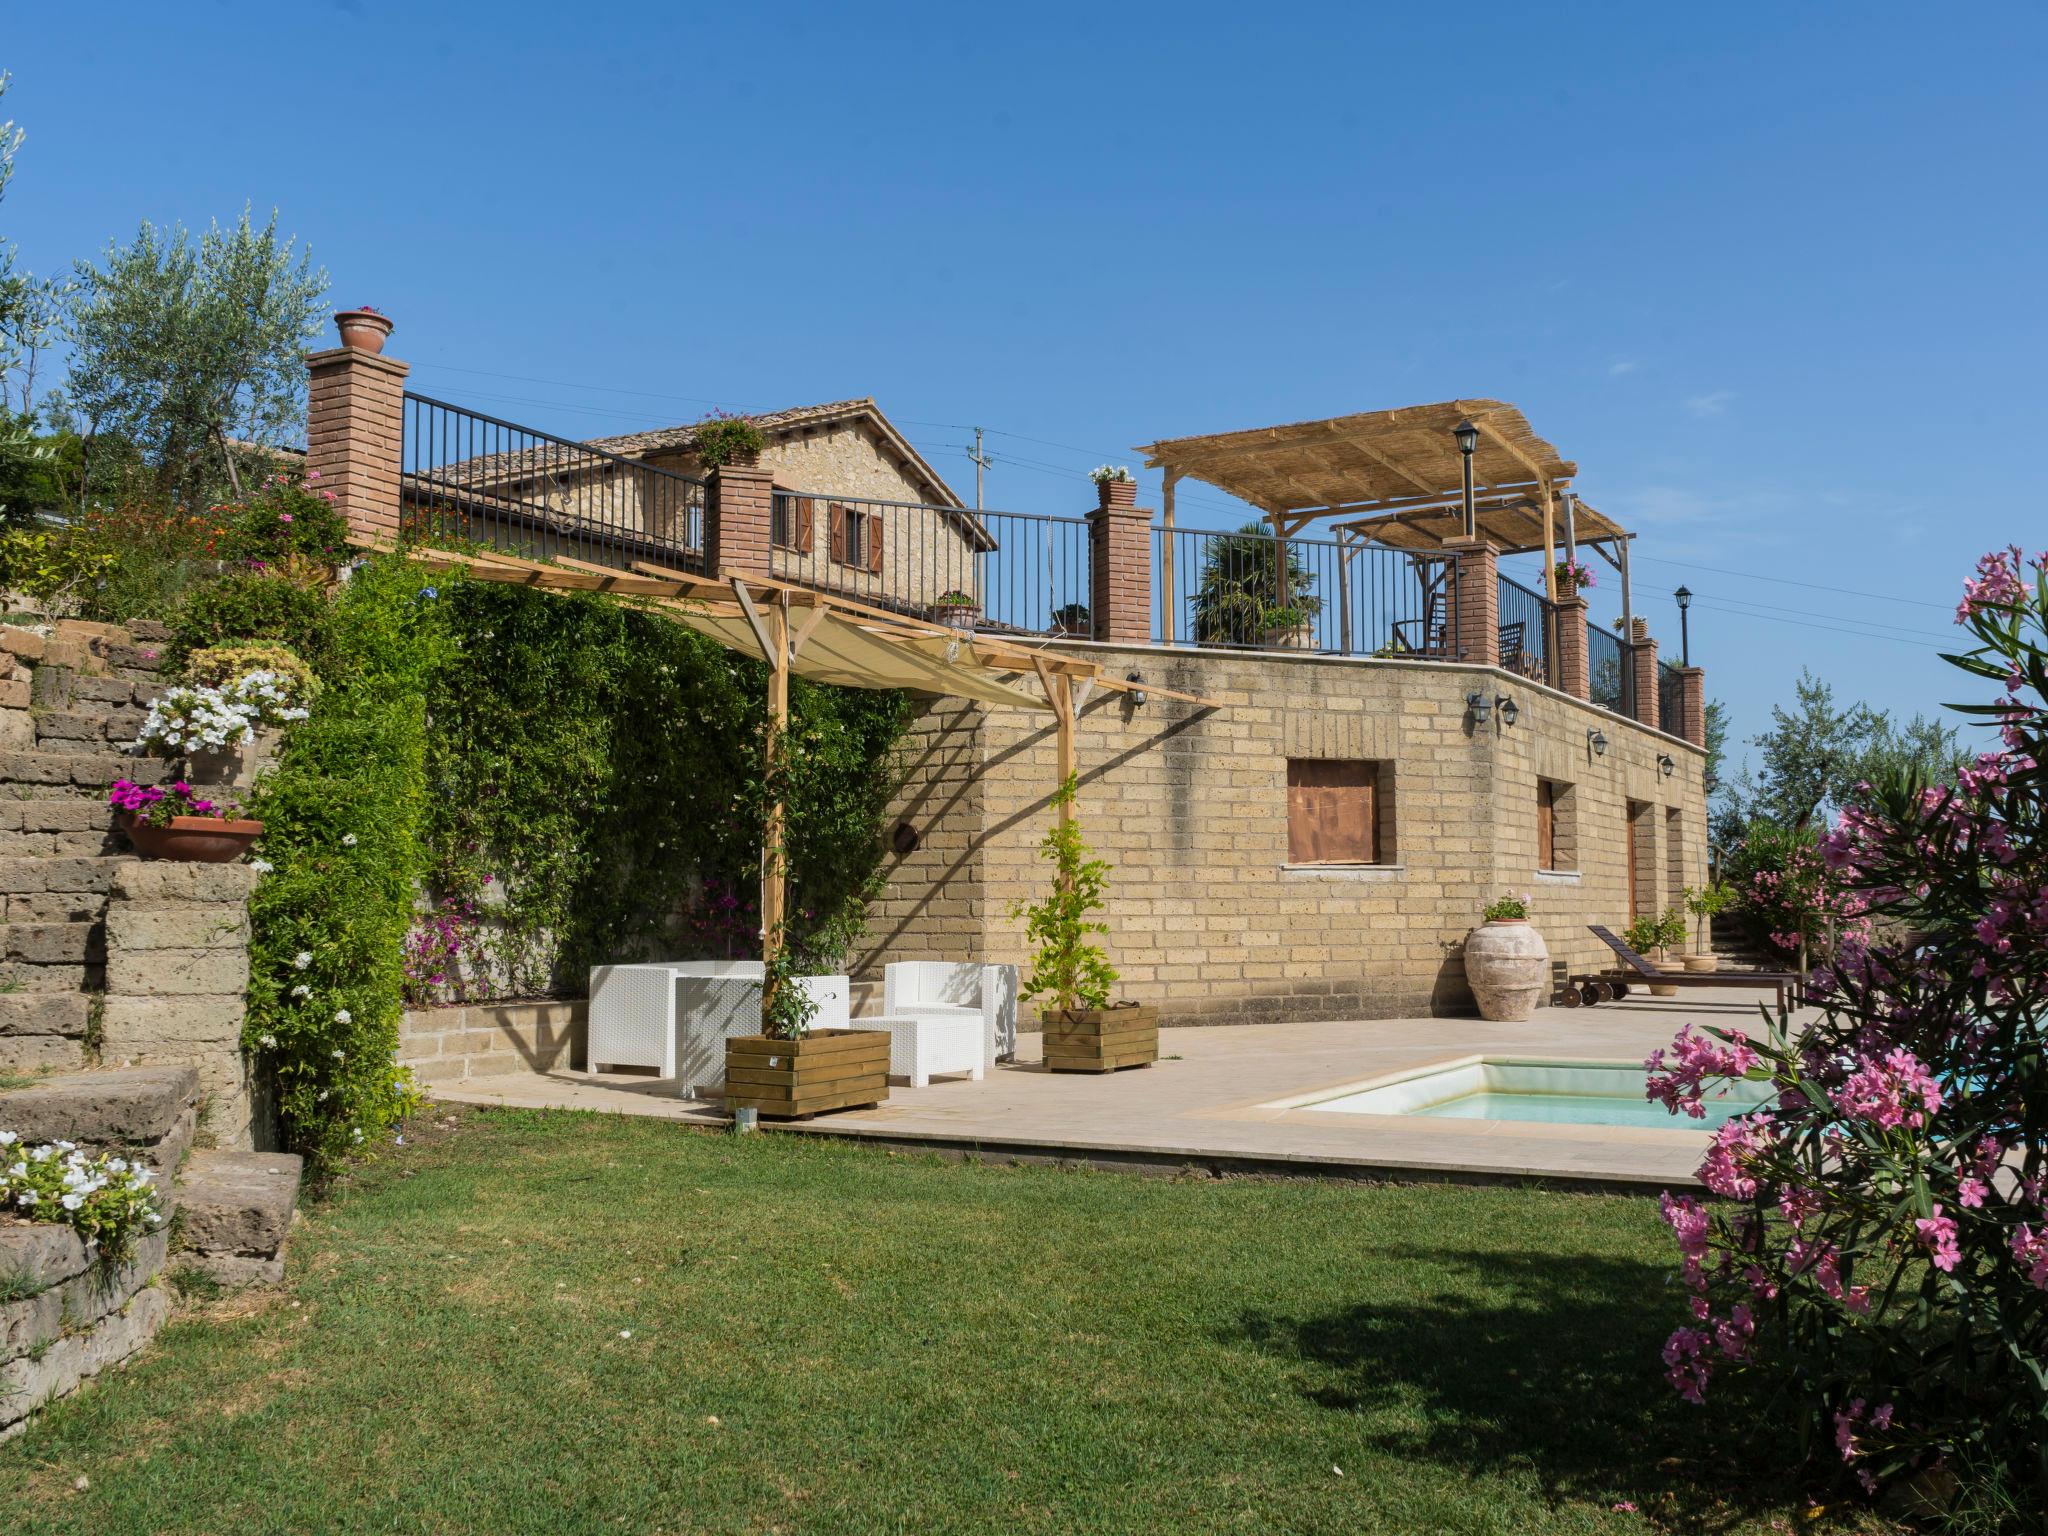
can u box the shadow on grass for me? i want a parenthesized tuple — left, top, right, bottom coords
(1228, 1247, 1818, 1532)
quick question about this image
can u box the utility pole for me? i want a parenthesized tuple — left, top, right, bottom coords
(968, 427, 992, 510)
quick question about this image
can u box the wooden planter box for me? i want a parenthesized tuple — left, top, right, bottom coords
(724, 1029, 890, 1118)
(1043, 1004, 1157, 1073)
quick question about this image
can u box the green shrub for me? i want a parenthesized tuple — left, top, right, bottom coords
(243, 556, 445, 1164)
(172, 571, 332, 669)
(184, 641, 318, 699)
(220, 471, 351, 572)
(691, 411, 766, 468)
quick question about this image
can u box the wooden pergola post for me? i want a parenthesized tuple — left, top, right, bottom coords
(1161, 471, 1179, 643)
(1268, 508, 1292, 612)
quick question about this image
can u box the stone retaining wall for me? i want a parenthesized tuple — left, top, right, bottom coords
(397, 999, 586, 1085)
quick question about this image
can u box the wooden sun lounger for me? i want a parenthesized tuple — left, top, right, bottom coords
(1560, 925, 1800, 1012)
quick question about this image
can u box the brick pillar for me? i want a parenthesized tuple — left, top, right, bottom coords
(1444, 536, 1499, 667)
(1629, 617, 1660, 732)
(1086, 503, 1153, 642)
(703, 459, 774, 577)
(1554, 587, 1590, 700)
(1677, 666, 1706, 748)
(305, 337, 408, 550)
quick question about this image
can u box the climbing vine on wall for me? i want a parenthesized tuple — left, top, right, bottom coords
(414, 581, 908, 1000)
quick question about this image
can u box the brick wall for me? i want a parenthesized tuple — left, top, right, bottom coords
(704, 462, 774, 576)
(1088, 505, 1152, 641)
(856, 647, 1709, 1026)
(396, 999, 587, 1085)
(305, 347, 409, 549)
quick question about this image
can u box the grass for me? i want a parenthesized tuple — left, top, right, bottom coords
(0, 1108, 1897, 1535)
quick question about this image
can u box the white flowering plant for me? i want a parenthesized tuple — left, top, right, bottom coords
(229, 668, 314, 728)
(133, 682, 257, 757)
(1089, 465, 1133, 485)
(0, 1132, 164, 1263)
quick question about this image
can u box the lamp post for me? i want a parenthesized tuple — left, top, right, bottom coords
(1453, 419, 1479, 539)
(1675, 585, 1692, 666)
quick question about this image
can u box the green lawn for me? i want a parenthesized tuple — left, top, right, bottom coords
(0, 1109, 1892, 1535)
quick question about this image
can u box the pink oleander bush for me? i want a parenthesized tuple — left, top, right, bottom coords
(1646, 545, 2048, 1518)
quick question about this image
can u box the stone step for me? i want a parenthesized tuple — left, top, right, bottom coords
(0, 1065, 199, 1176)
(0, 829, 119, 858)
(0, 855, 132, 896)
(173, 1150, 303, 1286)
(0, 752, 165, 794)
(0, 922, 102, 965)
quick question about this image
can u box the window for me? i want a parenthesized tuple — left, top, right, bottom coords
(1665, 807, 1684, 909)
(1537, 778, 1576, 871)
(773, 495, 815, 553)
(1286, 759, 1391, 865)
(829, 502, 883, 573)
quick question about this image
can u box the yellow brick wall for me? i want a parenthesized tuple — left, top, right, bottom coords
(856, 646, 1709, 1026)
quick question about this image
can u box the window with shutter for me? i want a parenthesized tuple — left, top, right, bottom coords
(828, 503, 848, 565)
(1286, 760, 1383, 864)
(1537, 780, 1556, 870)
(774, 495, 815, 552)
(866, 512, 884, 575)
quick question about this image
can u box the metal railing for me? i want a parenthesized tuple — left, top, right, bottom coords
(1156, 525, 1454, 656)
(766, 492, 1090, 633)
(401, 393, 706, 571)
(1496, 572, 1555, 686)
(1588, 620, 1631, 716)
(1659, 658, 1686, 735)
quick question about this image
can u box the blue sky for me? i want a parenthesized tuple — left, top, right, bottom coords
(6, 4, 2043, 767)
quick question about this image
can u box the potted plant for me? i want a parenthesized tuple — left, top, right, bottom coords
(1681, 882, 1733, 972)
(722, 935, 889, 1118)
(1013, 776, 1155, 1072)
(931, 590, 980, 633)
(333, 305, 393, 353)
(1089, 464, 1137, 510)
(1463, 892, 1549, 1021)
(1623, 912, 1681, 996)
(693, 410, 768, 470)
(109, 779, 263, 863)
(1258, 602, 1316, 650)
(1551, 557, 1595, 598)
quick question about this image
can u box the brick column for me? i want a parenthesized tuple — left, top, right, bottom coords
(1677, 666, 1706, 748)
(703, 459, 774, 577)
(1444, 536, 1499, 668)
(1554, 587, 1590, 700)
(305, 340, 408, 550)
(1086, 503, 1153, 642)
(1629, 617, 1661, 732)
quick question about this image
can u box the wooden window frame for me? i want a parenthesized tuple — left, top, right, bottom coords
(827, 503, 884, 574)
(1285, 759, 1388, 866)
(1536, 777, 1575, 872)
(773, 495, 816, 554)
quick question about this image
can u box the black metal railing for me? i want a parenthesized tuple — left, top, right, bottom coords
(1588, 620, 1631, 716)
(766, 492, 1090, 633)
(1659, 658, 1686, 735)
(401, 393, 706, 571)
(1156, 525, 1454, 656)
(1496, 572, 1555, 685)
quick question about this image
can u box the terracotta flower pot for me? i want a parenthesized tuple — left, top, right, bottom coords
(334, 309, 394, 353)
(1463, 919, 1550, 1021)
(119, 813, 264, 863)
(1260, 623, 1315, 650)
(1096, 479, 1137, 510)
(932, 602, 979, 633)
(1648, 946, 1679, 996)
(1681, 954, 1720, 974)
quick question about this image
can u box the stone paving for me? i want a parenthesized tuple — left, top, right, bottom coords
(430, 986, 1801, 1190)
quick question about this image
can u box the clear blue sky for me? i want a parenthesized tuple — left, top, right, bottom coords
(7, 4, 2043, 767)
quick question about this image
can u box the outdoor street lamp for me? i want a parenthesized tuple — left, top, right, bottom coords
(1675, 585, 1692, 666)
(1453, 419, 1479, 539)
(1658, 753, 1676, 778)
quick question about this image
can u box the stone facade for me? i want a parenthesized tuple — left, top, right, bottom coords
(856, 644, 1708, 1025)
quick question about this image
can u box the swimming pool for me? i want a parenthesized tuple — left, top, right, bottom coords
(1297, 1057, 1773, 1131)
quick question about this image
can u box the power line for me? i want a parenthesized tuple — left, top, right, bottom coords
(1626, 550, 1951, 612)
(1686, 598, 1951, 651)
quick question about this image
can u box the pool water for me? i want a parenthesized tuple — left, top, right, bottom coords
(1301, 1057, 1771, 1130)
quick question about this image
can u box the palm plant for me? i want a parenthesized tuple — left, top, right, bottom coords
(1188, 521, 1321, 645)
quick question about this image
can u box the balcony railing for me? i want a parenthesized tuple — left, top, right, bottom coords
(401, 393, 706, 571)
(1156, 526, 1454, 656)
(1496, 573, 1555, 686)
(1588, 620, 1631, 716)
(1659, 658, 1686, 735)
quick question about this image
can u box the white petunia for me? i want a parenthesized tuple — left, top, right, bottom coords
(342, 833, 358, 847)
(294, 952, 312, 970)
(258, 1033, 277, 1048)
(59, 1193, 82, 1210)
(249, 859, 273, 874)
(334, 1009, 352, 1025)
(291, 984, 311, 999)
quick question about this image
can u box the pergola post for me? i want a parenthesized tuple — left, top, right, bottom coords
(1161, 471, 1179, 643)
(1336, 532, 1354, 655)
(1268, 508, 1292, 612)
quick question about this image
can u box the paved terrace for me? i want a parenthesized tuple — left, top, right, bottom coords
(431, 988, 1800, 1191)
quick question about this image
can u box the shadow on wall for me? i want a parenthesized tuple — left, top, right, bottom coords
(1223, 1247, 1804, 1528)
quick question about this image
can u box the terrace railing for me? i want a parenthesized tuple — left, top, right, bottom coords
(1659, 658, 1687, 736)
(401, 393, 706, 572)
(767, 492, 1091, 633)
(1588, 619, 1632, 717)
(1156, 526, 1454, 656)
(1496, 572, 1556, 686)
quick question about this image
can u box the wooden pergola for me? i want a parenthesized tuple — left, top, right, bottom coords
(397, 544, 1217, 994)
(1138, 398, 1641, 620)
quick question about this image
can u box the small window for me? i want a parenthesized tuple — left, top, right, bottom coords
(773, 495, 815, 553)
(1537, 778, 1577, 871)
(828, 502, 884, 573)
(1286, 759, 1391, 865)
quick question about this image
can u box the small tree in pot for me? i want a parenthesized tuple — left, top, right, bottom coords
(1681, 881, 1732, 971)
(723, 933, 891, 1120)
(1013, 775, 1155, 1072)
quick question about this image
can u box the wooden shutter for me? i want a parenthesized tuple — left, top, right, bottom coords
(1286, 760, 1378, 864)
(828, 503, 847, 564)
(1536, 781, 1555, 870)
(792, 496, 815, 554)
(866, 512, 885, 574)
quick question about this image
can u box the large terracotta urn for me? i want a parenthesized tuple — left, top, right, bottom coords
(1463, 919, 1550, 1022)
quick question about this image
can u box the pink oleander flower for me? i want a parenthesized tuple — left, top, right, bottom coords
(2011, 1224, 2048, 1288)
(1838, 1047, 1943, 1132)
(1662, 1326, 1713, 1404)
(1699, 1113, 1776, 1199)
(1958, 1176, 1989, 1209)
(1915, 1206, 1962, 1272)
(1646, 1025, 1759, 1119)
